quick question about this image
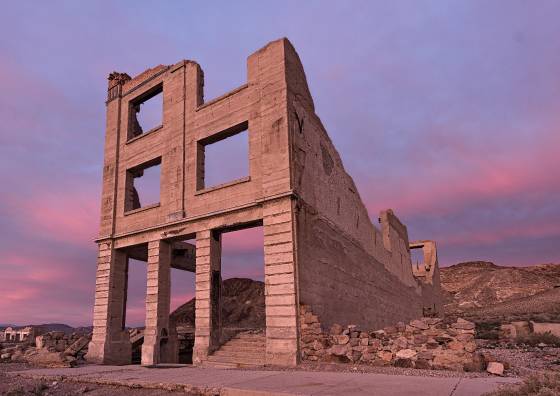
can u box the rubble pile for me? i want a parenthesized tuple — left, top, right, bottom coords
(299, 305, 484, 372)
(0, 331, 91, 367)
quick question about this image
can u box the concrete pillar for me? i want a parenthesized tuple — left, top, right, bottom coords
(87, 241, 131, 365)
(141, 239, 178, 365)
(263, 197, 300, 366)
(193, 229, 222, 364)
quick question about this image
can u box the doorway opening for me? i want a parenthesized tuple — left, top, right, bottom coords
(217, 224, 265, 341)
(122, 244, 149, 364)
(169, 236, 196, 363)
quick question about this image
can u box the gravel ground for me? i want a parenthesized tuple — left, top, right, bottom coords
(240, 361, 495, 378)
(0, 363, 191, 396)
(6, 346, 553, 394)
(478, 345, 560, 376)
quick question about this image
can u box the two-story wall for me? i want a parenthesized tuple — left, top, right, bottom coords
(87, 38, 441, 368)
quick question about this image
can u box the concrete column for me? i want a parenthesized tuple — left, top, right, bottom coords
(87, 241, 131, 365)
(193, 229, 222, 364)
(263, 197, 300, 366)
(141, 239, 178, 365)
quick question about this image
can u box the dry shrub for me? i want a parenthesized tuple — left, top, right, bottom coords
(515, 332, 560, 347)
(476, 321, 501, 340)
(485, 373, 560, 396)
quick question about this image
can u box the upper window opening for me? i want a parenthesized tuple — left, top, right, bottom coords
(410, 247, 424, 271)
(125, 157, 161, 212)
(128, 84, 163, 140)
(197, 121, 249, 190)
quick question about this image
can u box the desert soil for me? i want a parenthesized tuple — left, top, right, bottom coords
(0, 363, 189, 396)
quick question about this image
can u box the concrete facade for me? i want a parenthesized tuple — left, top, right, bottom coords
(88, 38, 441, 367)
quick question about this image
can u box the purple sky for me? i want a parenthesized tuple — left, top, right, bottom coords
(1, 1, 559, 326)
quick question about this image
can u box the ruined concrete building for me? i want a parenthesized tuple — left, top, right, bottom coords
(1, 326, 42, 343)
(88, 38, 442, 367)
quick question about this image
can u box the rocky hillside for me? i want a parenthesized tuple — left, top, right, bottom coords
(171, 277, 265, 329)
(440, 261, 560, 322)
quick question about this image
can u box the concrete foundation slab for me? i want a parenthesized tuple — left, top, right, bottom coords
(10, 365, 519, 396)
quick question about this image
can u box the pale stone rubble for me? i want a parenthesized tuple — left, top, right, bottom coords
(0, 332, 91, 367)
(500, 321, 560, 339)
(299, 305, 483, 372)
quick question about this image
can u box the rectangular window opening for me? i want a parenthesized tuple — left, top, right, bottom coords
(125, 158, 161, 212)
(410, 246, 425, 271)
(128, 84, 163, 140)
(197, 121, 249, 190)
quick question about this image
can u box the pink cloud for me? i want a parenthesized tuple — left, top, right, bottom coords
(366, 131, 560, 218)
(12, 188, 100, 246)
(222, 227, 264, 253)
(440, 220, 560, 248)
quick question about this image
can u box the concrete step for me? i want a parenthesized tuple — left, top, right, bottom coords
(218, 345, 265, 353)
(206, 355, 265, 366)
(212, 350, 265, 359)
(202, 360, 262, 369)
(224, 340, 266, 348)
(204, 332, 266, 368)
(233, 332, 265, 340)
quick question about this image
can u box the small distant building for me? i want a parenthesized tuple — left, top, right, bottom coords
(2, 326, 43, 343)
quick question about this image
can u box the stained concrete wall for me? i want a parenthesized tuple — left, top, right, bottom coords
(282, 40, 440, 329)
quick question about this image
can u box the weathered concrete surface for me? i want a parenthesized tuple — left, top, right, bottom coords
(90, 37, 443, 367)
(11, 365, 519, 396)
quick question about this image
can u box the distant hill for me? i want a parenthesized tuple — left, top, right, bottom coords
(35, 323, 75, 333)
(171, 277, 265, 329)
(0, 323, 77, 333)
(440, 261, 560, 322)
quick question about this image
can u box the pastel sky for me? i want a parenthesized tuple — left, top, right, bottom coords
(1, 1, 559, 327)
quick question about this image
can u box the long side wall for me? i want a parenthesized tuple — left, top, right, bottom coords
(281, 40, 428, 329)
(295, 203, 423, 329)
(282, 41, 415, 288)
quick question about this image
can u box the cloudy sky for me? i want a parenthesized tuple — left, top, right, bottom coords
(1, 1, 559, 326)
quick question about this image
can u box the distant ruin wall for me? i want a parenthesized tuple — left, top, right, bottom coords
(296, 203, 424, 330)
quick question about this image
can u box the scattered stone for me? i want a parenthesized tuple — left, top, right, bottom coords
(329, 324, 343, 335)
(333, 335, 350, 345)
(464, 342, 477, 353)
(417, 351, 433, 360)
(395, 336, 408, 349)
(448, 341, 464, 351)
(410, 320, 429, 330)
(452, 318, 475, 330)
(396, 349, 417, 359)
(299, 306, 480, 372)
(378, 351, 393, 362)
(329, 344, 348, 356)
(384, 326, 398, 335)
(413, 334, 428, 344)
(486, 361, 504, 376)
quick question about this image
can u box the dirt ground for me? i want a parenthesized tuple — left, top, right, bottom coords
(4, 346, 556, 395)
(0, 363, 191, 396)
